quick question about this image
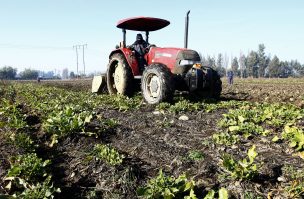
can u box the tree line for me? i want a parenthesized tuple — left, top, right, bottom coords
(201, 44, 304, 78)
(0, 67, 77, 80)
(0, 67, 40, 80)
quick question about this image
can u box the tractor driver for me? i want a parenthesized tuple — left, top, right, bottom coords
(131, 33, 149, 71)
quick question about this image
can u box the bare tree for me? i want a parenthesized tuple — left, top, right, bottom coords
(239, 51, 246, 78)
(62, 68, 69, 79)
(223, 53, 229, 76)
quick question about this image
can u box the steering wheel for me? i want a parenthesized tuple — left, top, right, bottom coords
(145, 44, 156, 52)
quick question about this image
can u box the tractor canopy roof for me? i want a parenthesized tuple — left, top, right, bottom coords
(117, 16, 170, 31)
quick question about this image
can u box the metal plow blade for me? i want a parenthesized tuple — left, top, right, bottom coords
(91, 74, 107, 94)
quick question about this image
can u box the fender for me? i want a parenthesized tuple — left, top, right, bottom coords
(109, 48, 140, 76)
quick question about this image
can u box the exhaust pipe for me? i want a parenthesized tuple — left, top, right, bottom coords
(184, 10, 190, 49)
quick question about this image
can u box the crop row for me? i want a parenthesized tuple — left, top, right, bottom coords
(0, 83, 133, 198)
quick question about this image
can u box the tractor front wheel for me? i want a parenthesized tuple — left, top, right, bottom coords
(107, 53, 134, 96)
(141, 63, 174, 104)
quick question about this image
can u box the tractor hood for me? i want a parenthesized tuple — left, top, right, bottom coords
(117, 17, 170, 31)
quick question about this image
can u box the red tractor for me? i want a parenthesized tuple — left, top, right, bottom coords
(93, 11, 222, 104)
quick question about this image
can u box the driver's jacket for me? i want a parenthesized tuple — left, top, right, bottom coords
(131, 41, 149, 56)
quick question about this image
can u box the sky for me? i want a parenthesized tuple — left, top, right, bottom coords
(0, 0, 303, 75)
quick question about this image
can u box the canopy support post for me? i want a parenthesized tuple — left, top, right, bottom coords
(145, 31, 149, 43)
(122, 29, 126, 47)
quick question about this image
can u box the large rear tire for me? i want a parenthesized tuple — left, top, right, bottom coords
(106, 53, 134, 96)
(196, 67, 222, 99)
(141, 63, 174, 104)
(209, 68, 222, 99)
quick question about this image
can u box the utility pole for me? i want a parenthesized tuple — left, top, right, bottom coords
(73, 45, 79, 77)
(73, 44, 87, 77)
(82, 44, 87, 76)
(240, 51, 243, 79)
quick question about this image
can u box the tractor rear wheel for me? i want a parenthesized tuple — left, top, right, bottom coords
(206, 68, 222, 99)
(141, 63, 174, 104)
(204, 67, 222, 99)
(107, 53, 134, 96)
(197, 67, 222, 99)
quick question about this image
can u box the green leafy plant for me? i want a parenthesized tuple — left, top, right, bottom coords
(281, 165, 304, 198)
(284, 180, 304, 199)
(98, 118, 118, 133)
(4, 153, 54, 198)
(95, 94, 142, 112)
(212, 132, 239, 146)
(203, 187, 229, 199)
(203, 100, 248, 113)
(218, 102, 303, 141)
(158, 117, 174, 128)
(243, 191, 263, 199)
(6, 153, 50, 182)
(282, 125, 304, 151)
(17, 175, 60, 199)
(218, 188, 229, 199)
(157, 100, 202, 114)
(221, 145, 259, 180)
(219, 109, 263, 139)
(188, 150, 204, 161)
(9, 132, 35, 152)
(137, 170, 197, 199)
(261, 104, 302, 127)
(80, 116, 118, 138)
(0, 99, 27, 129)
(92, 144, 124, 166)
(229, 122, 267, 138)
(43, 106, 94, 145)
(282, 165, 304, 180)
(44, 106, 91, 135)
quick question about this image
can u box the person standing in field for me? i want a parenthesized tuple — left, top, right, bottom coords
(227, 70, 234, 85)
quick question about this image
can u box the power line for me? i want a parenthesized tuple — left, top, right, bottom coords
(0, 43, 71, 50)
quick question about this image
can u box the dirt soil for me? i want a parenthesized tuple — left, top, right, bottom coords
(1, 78, 304, 199)
(47, 103, 304, 198)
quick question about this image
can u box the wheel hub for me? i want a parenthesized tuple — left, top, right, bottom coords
(149, 75, 160, 98)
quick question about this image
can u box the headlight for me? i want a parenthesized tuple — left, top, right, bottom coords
(179, 60, 200, 66)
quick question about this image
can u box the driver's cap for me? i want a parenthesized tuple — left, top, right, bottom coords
(136, 34, 143, 41)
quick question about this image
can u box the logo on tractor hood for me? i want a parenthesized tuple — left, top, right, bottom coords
(155, 52, 172, 58)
